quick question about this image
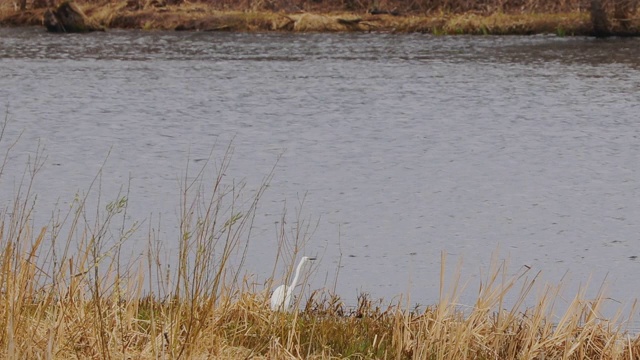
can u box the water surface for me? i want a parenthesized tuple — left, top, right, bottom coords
(2, 28, 640, 316)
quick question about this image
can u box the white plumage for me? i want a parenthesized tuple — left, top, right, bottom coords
(270, 256, 316, 311)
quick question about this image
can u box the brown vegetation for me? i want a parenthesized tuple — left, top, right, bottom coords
(590, 0, 640, 36)
(46, 0, 593, 15)
(0, 0, 638, 34)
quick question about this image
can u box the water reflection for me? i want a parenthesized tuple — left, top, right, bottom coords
(491, 36, 640, 68)
(4, 28, 640, 69)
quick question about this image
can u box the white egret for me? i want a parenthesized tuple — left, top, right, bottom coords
(270, 256, 316, 311)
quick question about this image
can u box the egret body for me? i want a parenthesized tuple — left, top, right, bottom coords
(270, 256, 316, 311)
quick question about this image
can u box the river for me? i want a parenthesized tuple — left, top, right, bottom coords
(1, 27, 640, 317)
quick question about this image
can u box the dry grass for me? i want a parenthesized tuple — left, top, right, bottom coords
(432, 11, 591, 35)
(68, 0, 591, 15)
(2, 0, 638, 35)
(0, 112, 640, 359)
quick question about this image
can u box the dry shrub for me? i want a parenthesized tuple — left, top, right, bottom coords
(0, 8, 46, 25)
(0, 0, 598, 27)
(172, 0, 590, 14)
(83, 1, 129, 24)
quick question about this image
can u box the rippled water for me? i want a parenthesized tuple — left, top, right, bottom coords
(2, 27, 640, 314)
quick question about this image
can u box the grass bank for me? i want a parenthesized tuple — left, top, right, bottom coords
(0, 114, 639, 359)
(0, 0, 612, 35)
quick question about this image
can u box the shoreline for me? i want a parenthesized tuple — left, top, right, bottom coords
(0, 5, 601, 35)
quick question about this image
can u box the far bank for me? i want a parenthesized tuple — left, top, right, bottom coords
(2, 0, 639, 36)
